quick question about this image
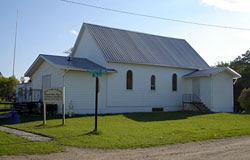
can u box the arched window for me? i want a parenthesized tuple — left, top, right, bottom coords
(151, 75, 156, 90)
(172, 73, 177, 91)
(126, 70, 133, 89)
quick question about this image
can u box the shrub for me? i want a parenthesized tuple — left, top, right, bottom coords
(238, 88, 250, 112)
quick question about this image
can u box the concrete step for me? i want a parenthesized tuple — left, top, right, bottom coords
(193, 103, 211, 112)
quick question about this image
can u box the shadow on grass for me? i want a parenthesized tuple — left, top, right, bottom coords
(0, 113, 99, 126)
(34, 124, 63, 129)
(123, 111, 215, 122)
(51, 130, 103, 140)
(0, 111, 218, 125)
(83, 130, 103, 135)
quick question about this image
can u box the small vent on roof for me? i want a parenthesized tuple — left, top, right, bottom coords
(67, 56, 72, 61)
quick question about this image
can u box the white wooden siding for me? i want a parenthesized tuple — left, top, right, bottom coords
(31, 61, 64, 89)
(62, 62, 194, 114)
(64, 70, 107, 114)
(211, 72, 234, 112)
(183, 72, 234, 112)
(74, 28, 107, 67)
(182, 79, 192, 94)
(42, 75, 51, 88)
(29, 59, 235, 114)
(200, 77, 212, 109)
(105, 62, 194, 111)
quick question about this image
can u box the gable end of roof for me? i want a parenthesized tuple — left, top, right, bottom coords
(80, 23, 210, 70)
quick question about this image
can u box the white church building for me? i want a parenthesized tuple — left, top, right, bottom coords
(22, 23, 241, 114)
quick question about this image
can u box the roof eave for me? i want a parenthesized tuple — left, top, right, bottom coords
(183, 74, 210, 78)
(24, 55, 61, 77)
(59, 66, 117, 73)
(24, 55, 44, 77)
(107, 61, 205, 70)
(183, 67, 241, 79)
(226, 67, 241, 79)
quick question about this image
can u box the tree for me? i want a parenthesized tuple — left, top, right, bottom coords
(63, 47, 73, 55)
(238, 88, 250, 112)
(214, 61, 230, 67)
(0, 76, 19, 102)
(215, 50, 250, 112)
(20, 77, 25, 84)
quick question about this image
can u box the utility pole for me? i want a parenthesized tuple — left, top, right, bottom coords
(11, 9, 18, 102)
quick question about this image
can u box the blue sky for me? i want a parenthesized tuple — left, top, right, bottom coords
(1, 0, 250, 80)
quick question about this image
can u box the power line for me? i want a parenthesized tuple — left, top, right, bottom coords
(59, 0, 250, 31)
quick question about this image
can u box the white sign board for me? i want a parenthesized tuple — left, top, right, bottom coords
(43, 87, 64, 104)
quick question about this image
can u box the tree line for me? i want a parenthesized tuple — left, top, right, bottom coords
(0, 76, 19, 102)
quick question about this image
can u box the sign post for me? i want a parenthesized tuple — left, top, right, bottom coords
(43, 104, 46, 125)
(87, 69, 107, 132)
(43, 87, 65, 125)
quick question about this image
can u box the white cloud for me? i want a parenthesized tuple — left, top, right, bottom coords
(70, 30, 78, 35)
(201, 0, 250, 13)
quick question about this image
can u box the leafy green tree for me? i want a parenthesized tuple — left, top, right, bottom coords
(214, 61, 230, 67)
(63, 47, 73, 55)
(0, 76, 19, 102)
(238, 88, 250, 112)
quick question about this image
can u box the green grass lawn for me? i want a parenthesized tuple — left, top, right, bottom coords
(0, 103, 11, 116)
(0, 103, 12, 109)
(1, 112, 250, 150)
(0, 111, 8, 115)
(0, 131, 64, 155)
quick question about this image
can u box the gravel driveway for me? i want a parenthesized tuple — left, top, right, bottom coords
(1, 136, 250, 160)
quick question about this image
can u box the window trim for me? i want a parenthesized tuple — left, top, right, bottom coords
(151, 75, 156, 90)
(42, 74, 51, 89)
(126, 70, 133, 90)
(172, 73, 177, 91)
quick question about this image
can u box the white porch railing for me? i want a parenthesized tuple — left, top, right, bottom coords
(16, 89, 43, 103)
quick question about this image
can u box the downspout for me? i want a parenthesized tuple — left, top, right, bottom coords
(210, 74, 213, 111)
(233, 78, 238, 85)
(233, 78, 238, 112)
(62, 69, 69, 87)
(105, 73, 108, 111)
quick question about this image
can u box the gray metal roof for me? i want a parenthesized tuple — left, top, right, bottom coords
(183, 67, 241, 79)
(82, 23, 210, 70)
(25, 54, 115, 77)
(41, 54, 112, 70)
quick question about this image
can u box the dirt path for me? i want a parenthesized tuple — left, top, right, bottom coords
(0, 126, 52, 141)
(1, 136, 250, 160)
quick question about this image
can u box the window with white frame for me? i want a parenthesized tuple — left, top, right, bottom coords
(42, 75, 51, 88)
(151, 75, 156, 90)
